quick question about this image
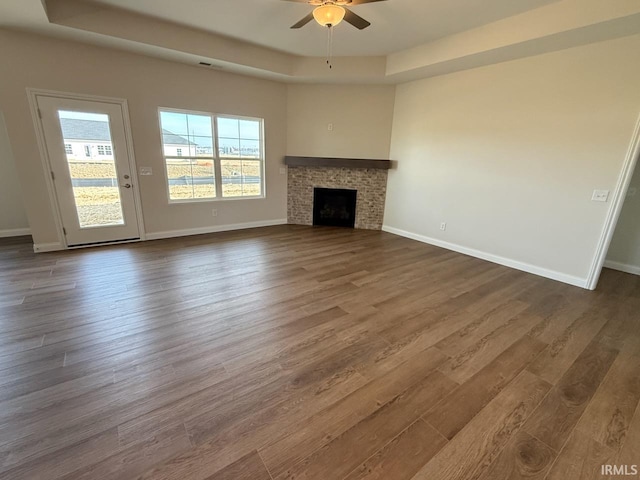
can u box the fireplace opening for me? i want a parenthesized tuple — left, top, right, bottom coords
(313, 188, 357, 228)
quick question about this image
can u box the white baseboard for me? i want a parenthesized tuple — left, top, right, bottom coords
(0, 228, 31, 238)
(33, 242, 64, 253)
(603, 260, 640, 276)
(382, 225, 589, 289)
(146, 219, 288, 241)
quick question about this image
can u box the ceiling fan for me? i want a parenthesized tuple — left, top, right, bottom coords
(283, 0, 388, 30)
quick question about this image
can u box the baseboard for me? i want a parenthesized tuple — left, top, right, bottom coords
(0, 227, 31, 238)
(603, 260, 640, 276)
(145, 219, 288, 241)
(382, 225, 589, 289)
(33, 242, 64, 253)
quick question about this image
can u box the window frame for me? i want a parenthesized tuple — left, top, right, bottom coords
(157, 107, 266, 204)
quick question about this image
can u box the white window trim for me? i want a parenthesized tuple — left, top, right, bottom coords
(158, 107, 266, 204)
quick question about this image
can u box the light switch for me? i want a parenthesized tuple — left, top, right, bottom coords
(279, 167, 286, 175)
(591, 190, 609, 202)
(140, 167, 153, 176)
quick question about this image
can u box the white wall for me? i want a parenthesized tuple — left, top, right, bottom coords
(287, 84, 395, 160)
(0, 111, 30, 236)
(384, 34, 640, 286)
(606, 165, 640, 274)
(0, 29, 288, 246)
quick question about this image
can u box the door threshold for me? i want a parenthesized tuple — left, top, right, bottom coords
(67, 237, 141, 249)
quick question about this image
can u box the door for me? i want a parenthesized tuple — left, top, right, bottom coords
(36, 95, 141, 247)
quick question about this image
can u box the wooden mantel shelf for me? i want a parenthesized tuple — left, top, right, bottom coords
(284, 156, 392, 170)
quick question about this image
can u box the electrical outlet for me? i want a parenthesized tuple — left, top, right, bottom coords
(440, 222, 447, 231)
(591, 190, 609, 202)
(327, 123, 334, 132)
(139, 167, 153, 176)
(212, 209, 218, 217)
(279, 167, 286, 175)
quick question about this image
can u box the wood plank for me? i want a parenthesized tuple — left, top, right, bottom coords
(260, 347, 448, 477)
(544, 429, 614, 480)
(425, 335, 546, 440)
(272, 370, 456, 480)
(526, 305, 612, 384)
(575, 347, 640, 451)
(413, 370, 551, 480)
(475, 431, 555, 480)
(203, 452, 272, 480)
(523, 330, 620, 451)
(342, 419, 447, 480)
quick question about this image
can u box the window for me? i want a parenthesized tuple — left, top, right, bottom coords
(159, 109, 264, 202)
(97, 145, 112, 156)
(64, 144, 73, 155)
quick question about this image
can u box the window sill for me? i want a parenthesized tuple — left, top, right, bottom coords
(168, 195, 266, 205)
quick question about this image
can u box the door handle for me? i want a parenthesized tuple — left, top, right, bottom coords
(122, 183, 132, 189)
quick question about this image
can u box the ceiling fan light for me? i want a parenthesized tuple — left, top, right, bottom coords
(313, 5, 346, 27)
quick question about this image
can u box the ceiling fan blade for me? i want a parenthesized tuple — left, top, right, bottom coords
(291, 12, 315, 29)
(348, 0, 387, 4)
(343, 8, 371, 29)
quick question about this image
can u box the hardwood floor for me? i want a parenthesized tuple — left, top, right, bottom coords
(0, 225, 638, 480)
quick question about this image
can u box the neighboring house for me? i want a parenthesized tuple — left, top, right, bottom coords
(59, 118, 114, 161)
(59, 118, 192, 160)
(160, 129, 195, 157)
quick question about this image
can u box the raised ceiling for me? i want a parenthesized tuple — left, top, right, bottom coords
(1, 0, 639, 84)
(70, 0, 559, 56)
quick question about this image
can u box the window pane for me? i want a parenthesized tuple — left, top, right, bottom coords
(186, 114, 212, 137)
(240, 139, 260, 158)
(219, 137, 240, 157)
(166, 159, 215, 200)
(160, 111, 212, 157)
(190, 136, 214, 157)
(163, 133, 191, 156)
(217, 117, 239, 138)
(160, 111, 189, 136)
(221, 159, 261, 197)
(239, 120, 260, 140)
(58, 110, 125, 228)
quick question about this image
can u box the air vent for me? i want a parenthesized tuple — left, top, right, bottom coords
(198, 61, 224, 70)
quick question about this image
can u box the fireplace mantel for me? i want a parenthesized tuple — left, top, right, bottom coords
(284, 156, 391, 170)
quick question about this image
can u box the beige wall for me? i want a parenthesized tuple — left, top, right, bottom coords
(606, 165, 640, 271)
(0, 29, 288, 245)
(0, 111, 30, 234)
(385, 34, 640, 284)
(286, 84, 395, 160)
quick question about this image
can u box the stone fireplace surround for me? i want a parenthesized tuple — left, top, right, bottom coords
(285, 156, 391, 230)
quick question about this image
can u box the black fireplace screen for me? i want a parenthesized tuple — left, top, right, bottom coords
(313, 188, 357, 228)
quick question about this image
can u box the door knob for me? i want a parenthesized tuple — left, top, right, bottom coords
(122, 183, 131, 189)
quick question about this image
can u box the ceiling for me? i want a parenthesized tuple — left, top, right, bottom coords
(1, 0, 560, 57)
(1, 0, 639, 84)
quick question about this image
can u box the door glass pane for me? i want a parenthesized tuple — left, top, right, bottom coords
(58, 111, 125, 228)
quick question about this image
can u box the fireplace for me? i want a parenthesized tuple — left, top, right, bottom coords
(286, 156, 390, 230)
(313, 188, 357, 228)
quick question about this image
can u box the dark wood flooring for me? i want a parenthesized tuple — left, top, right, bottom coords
(0, 225, 638, 480)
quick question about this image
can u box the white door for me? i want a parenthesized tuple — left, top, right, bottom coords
(36, 95, 141, 247)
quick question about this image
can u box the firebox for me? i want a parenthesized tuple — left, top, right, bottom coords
(312, 188, 357, 228)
